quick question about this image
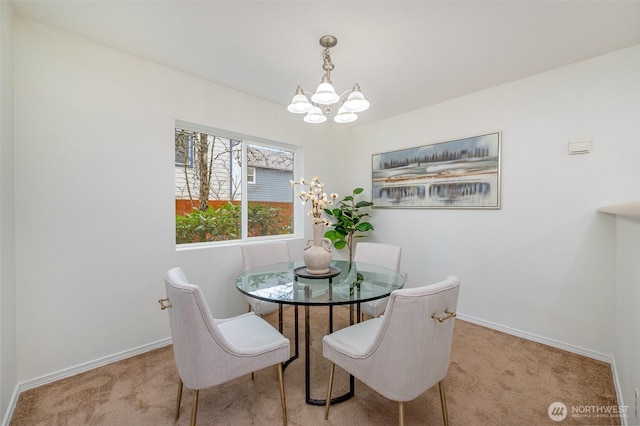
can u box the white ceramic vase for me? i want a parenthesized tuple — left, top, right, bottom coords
(303, 223, 332, 274)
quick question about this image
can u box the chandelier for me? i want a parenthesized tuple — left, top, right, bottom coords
(287, 35, 370, 124)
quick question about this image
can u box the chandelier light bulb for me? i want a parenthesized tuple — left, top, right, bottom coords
(334, 106, 358, 123)
(342, 84, 370, 112)
(311, 81, 340, 105)
(303, 105, 327, 124)
(287, 86, 312, 114)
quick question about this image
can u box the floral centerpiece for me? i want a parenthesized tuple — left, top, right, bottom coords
(290, 176, 338, 274)
(290, 176, 338, 225)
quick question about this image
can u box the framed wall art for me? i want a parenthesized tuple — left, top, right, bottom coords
(372, 131, 501, 209)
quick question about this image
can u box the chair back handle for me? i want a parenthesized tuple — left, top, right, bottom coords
(158, 298, 172, 310)
(431, 309, 456, 323)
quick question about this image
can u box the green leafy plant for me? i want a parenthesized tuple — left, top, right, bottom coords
(323, 188, 374, 262)
(247, 203, 293, 237)
(175, 203, 241, 244)
(176, 203, 291, 244)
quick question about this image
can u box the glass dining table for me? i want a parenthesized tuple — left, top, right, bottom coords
(235, 259, 405, 405)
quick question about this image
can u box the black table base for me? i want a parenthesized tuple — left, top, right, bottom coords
(281, 304, 299, 370)
(288, 273, 359, 406)
(304, 304, 357, 405)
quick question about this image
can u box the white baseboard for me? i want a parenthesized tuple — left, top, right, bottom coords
(610, 358, 628, 426)
(2, 337, 171, 426)
(1, 385, 21, 426)
(20, 337, 172, 392)
(456, 313, 612, 363)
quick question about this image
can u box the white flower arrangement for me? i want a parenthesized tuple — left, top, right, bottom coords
(290, 176, 338, 226)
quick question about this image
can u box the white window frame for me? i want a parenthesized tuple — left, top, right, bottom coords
(247, 166, 256, 184)
(175, 120, 303, 250)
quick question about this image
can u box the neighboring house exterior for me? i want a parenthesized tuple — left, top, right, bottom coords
(246, 145, 294, 203)
(175, 131, 293, 214)
(247, 167, 293, 202)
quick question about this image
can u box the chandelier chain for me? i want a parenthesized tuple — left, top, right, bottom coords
(322, 48, 335, 76)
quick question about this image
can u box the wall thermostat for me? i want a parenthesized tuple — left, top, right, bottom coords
(568, 138, 592, 155)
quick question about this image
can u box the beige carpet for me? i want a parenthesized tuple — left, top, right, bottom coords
(11, 307, 620, 425)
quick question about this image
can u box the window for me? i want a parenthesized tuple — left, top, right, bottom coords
(175, 123, 296, 245)
(247, 167, 256, 184)
(174, 130, 194, 167)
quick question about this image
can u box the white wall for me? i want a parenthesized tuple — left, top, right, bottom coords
(348, 45, 640, 359)
(0, 1, 17, 423)
(613, 216, 640, 420)
(0, 0, 17, 422)
(12, 18, 347, 384)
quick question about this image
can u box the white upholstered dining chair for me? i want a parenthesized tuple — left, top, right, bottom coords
(323, 276, 460, 426)
(353, 242, 402, 318)
(241, 242, 291, 315)
(161, 267, 290, 426)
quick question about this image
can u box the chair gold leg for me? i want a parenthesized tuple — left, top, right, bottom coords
(324, 363, 335, 420)
(248, 302, 256, 380)
(398, 401, 405, 426)
(175, 377, 183, 421)
(190, 389, 199, 426)
(439, 380, 449, 426)
(277, 363, 287, 426)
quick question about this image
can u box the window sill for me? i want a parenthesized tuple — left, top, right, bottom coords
(175, 235, 302, 252)
(598, 201, 640, 219)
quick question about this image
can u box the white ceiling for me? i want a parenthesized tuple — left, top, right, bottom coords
(10, 0, 640, 126)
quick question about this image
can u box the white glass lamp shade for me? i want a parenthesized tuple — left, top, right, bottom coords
(287, 86, 312, 113)
(343, 85, 370, 112)
(311, 82, 340, 105)
(303, 106, 327, 124)
(334, 106, 358, 123)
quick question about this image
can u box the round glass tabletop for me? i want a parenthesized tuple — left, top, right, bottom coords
(236, 260, 405, 306)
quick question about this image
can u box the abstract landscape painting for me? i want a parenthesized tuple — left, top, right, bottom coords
(372, 132, 501, 209)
